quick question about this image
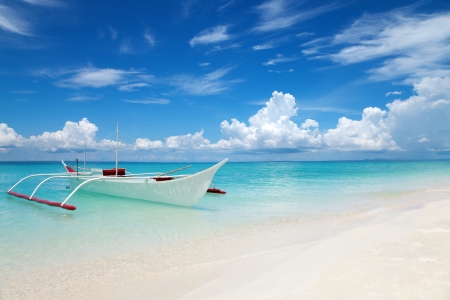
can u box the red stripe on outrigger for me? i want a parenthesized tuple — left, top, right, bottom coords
(6, 191, 76, 211)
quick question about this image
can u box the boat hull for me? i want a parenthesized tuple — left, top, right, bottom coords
(67, 159, 227, 206)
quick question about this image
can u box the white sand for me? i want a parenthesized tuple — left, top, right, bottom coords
(2, 187, 450, 299)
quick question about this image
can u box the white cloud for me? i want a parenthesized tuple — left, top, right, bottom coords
(199, 62, 210, 67)
(263, 54, 298, 66)
(296, 31, 315, 38)
(303, 10, 450, 82)
(66, 94, 100, 102)
(253, 0, 339, 32)
(0, 4, 32, 36)
(166, 130, 211, 149)
(134, 138, 164, 150)
(212, 91, 323, 150)
(10, 90, 36, 94)
(2, 77, 450, 156)
(118, 83, 150, 92)
(21, 0, 62, 7)
(0, 123, 26, 148)
(144, 32, 155, 46)
(119, 39, 133, 54)
(253, 43, 275, 50)
(386, 91, 402, 97)
(386, 76, 450, 151)
(189, 25, 231, 47)
(123, 98, 170, 104)
(170, 67, 237, 95)
(323, 107, 399, 151)
(108, 26, 118, 40)
(57, 68, 137, 88)
(28, 118, 118, 152)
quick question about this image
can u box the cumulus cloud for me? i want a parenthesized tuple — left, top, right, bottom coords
(166, 130, 211, 149)
(211, 91, 323, 151)
(0, 123, 26, 149)
(2, 77, 450, 157)
(134, 138, 164, 150)
(27, 118, 119, 152)
(323, 107, 399, 151)
(386, 76, 450, 151)
(189, 25, 231, 47)
(303, 9, 450, 82)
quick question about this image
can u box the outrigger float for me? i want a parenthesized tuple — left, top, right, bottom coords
(6, 124, 227, 211)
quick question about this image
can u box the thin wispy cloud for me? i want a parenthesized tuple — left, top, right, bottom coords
(170, 67, 237, 95)
(66, 94, 101, 102)
(253, 0, 340, 32)
(56, 68, 138, 88)
(253, 43, 275, 50)
(0, 4, 32, 36)
(217, 0, 235, 12)
(144, 32, 155, 46)
(107, 26, 117, 40)
(119, 39, 133, 54)
(269, 69, 294, 73)
(199, 62, 210, 67)
(386, 91, 402, 97)
(190, 25, 231, 47)
(182, 0, 197, 18)
(303, 9, 450, 81)
(296, 31, 315, 38)
(117, 83, 150, 92)
(22, 0, 63, 8)
(263, 54, 298, 66)
(10, 90, 36, 94)
(123, 98, 170, 104)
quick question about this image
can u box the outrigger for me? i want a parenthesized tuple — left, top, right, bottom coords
(6, 124, 227, 210)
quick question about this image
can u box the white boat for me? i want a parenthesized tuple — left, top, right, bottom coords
(6, 124, 227, 210)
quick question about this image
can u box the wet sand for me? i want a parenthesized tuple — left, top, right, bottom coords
(1, 186, 450, 299)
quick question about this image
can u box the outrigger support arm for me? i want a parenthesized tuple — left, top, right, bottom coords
(60, 177, 103, 207)
(7, 173, 68, 193)
(29, 176, 69, 199)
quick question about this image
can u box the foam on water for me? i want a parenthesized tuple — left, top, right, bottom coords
(1, 160, 450, 277)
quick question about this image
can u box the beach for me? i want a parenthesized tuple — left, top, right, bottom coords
(1, 183, 450, 299)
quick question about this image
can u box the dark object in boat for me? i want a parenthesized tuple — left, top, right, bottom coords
(102, 168, 126, 176)
(207, 188, 226, 194)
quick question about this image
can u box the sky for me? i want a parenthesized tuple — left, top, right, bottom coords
(1, 0, 450, 161)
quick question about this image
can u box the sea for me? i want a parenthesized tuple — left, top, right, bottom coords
(1, 160, 450, 279)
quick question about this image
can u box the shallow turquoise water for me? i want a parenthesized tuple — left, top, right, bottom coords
(1, 160, 450, 275)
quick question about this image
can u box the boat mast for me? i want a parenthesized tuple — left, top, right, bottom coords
(116, 122, 119, 177)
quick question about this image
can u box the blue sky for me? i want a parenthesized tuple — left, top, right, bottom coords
(1, 0, 450, 161)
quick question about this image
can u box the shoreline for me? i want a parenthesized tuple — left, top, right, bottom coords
(1, 186, 450, 299)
